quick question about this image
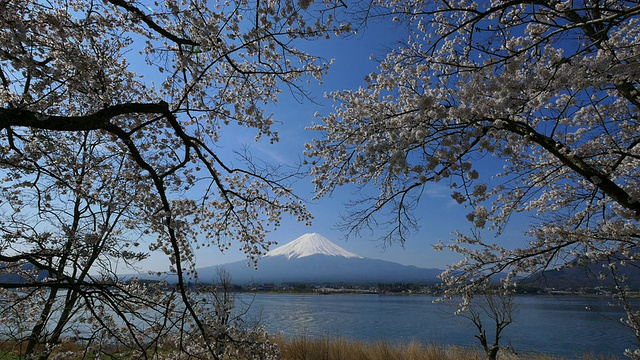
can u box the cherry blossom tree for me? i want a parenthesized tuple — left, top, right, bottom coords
(0, 0, 347, 357)
(0, 130, 155, 359)
(306, 0, 639, 354)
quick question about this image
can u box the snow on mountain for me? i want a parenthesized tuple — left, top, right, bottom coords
(263, 233, 363, 259)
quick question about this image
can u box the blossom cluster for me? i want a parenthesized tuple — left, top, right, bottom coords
(307, 0, 639, 353)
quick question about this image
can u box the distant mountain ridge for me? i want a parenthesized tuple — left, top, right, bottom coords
(197, 233, 442, 284)
(523, 256, 640, 290)
(0, 263, 49, 284)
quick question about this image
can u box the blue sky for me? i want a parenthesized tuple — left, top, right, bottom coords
(138, 17, 533, 273)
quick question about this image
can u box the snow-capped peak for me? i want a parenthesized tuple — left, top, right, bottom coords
(264, 233, 363, 260)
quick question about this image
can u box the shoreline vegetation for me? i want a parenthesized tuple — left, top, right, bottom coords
(159, 279, 637, 298)
(0, 336, 620, 360)
(241, 286, 632, 297)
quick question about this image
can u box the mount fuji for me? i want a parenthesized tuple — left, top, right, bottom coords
(262, 232, 363, 260)
(196, 233, 442, 284)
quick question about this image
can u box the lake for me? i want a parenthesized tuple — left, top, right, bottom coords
(236, 293, 636, 358)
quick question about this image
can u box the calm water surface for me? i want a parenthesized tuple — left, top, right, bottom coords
(238, 293, 636, 358)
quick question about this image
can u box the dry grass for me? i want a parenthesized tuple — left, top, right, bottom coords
(276, 337, 477, 360)
(274, 336, 622, 360)
(0, 336, 622, 359)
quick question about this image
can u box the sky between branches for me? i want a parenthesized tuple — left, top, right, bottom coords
(133, 16, 533, 273)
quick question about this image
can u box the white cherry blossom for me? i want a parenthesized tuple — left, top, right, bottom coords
(0, 0, 348, 357)
(307, 0, 639, 354)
